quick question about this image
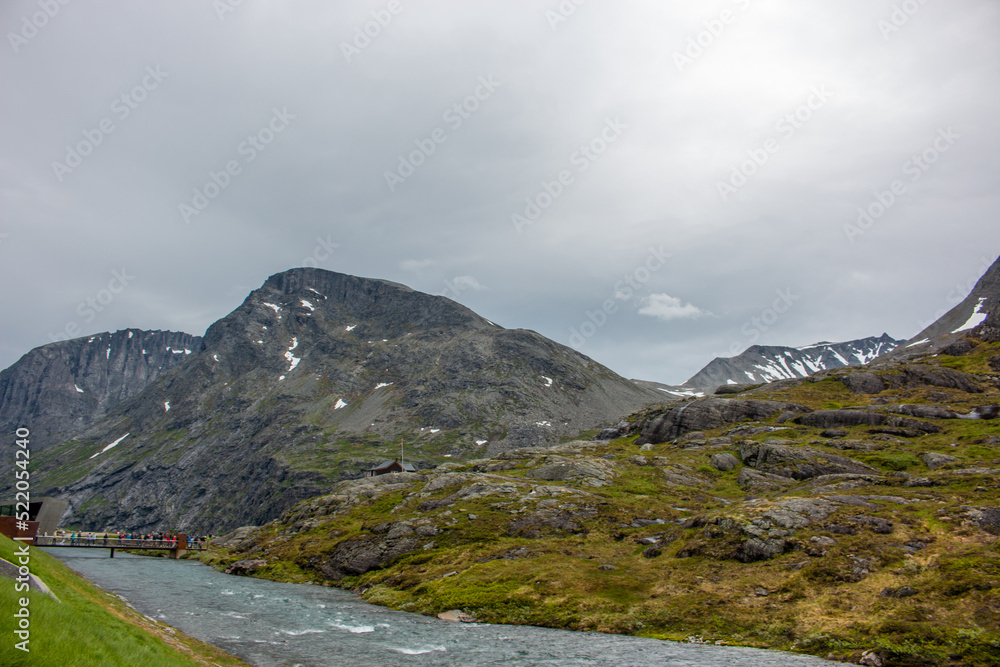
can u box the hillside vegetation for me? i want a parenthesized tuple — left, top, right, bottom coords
(210, 338, 1000, 666)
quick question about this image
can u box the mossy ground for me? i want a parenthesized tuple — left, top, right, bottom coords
(211, 341, 1000, 665)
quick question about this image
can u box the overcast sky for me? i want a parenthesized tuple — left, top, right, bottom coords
(2, 0, 999, 385)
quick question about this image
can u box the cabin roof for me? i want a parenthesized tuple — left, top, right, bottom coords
(365, 460, 417, 472)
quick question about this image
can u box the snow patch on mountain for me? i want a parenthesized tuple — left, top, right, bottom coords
(953, 297, 989, 333)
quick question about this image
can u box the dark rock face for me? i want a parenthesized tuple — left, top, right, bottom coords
(317, 533, 422, 580)
(888, 404, 957, 420)
(880, 586, 918, 598)
(735, 537, 793, 563)
(738, 440, 878, 480)
(794, 410, 941, 434)
(849, 515, 894, 534)
(883, 366, 983, 394)
(682, 335, 903, 389)
(962, 506, 1000, 535)
(840, 373, 887, 394)
(224, 559, 266, 576)
(4, 268, 662, 534)
(0, 329, 203, 450)
(635, 398, 809, 445)
(507, 509, 591, 539)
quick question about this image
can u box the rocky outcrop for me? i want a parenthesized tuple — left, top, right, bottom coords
(794, 410, 941, 434)
(840, 373, 887, 394)
(882, 366, 983, 393)
(316, 530, 424, 581)
(738, 439, 878, 480)
(635, 398, 809, 445)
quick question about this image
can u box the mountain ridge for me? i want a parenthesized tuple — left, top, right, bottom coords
(682, 334, 903, 390)
(3, 268, 663, 532)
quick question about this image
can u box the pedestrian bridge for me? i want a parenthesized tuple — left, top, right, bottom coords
(34, 534, 205, 559)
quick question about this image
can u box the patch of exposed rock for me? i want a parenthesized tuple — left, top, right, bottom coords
(635, 398, 810, 446)
(738, 439, 878, 480)
(794, 410, 941, 434)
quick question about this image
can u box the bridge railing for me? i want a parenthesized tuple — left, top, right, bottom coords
(33, 536, 205, 550)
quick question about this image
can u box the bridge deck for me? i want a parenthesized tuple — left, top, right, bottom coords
(34, 536, 205, 551)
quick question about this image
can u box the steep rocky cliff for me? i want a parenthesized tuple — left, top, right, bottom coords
(0, 329, 203, 449)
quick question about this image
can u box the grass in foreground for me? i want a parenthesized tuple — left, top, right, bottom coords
(0, 534, 246, 667)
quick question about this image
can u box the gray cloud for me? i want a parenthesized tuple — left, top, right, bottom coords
(2, 0, 999, 385)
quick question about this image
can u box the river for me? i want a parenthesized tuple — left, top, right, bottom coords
(45, 548, 843, 667)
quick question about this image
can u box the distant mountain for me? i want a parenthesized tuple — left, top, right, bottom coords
(2, 268, 662, 532)
(0, 329, 203, 449)
(889, 254, 1000, 357)
(682, 334, 904, 390)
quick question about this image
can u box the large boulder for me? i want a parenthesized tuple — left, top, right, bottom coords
(710, 452, 740, 472)
(317, 533, 422, 580)
(736, 467, 796, 491)
(922, 452, 958, 470)
(739, 440, 878, 480)
(887, 404, 957, 420)
(635, 399, 809, 445)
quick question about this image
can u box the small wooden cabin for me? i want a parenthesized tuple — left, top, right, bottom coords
(363, 460, 417, 477)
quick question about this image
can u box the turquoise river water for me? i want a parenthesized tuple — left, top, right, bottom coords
(45, 548, 845, 667)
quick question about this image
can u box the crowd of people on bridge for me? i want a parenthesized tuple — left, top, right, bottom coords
(40, 531, 214, 547)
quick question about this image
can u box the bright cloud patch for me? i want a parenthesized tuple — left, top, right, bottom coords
(638, 294, 708, 321)
(400, 259, 436, 272)
(450, 275, 485, 291)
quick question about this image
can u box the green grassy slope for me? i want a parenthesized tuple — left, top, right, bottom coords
(0, 535, 245, 667)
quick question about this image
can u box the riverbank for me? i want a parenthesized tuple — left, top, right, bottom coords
(40, 545, 848, 666)
(208, 356, 1000, 667)
(0, 534, 246, 667)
